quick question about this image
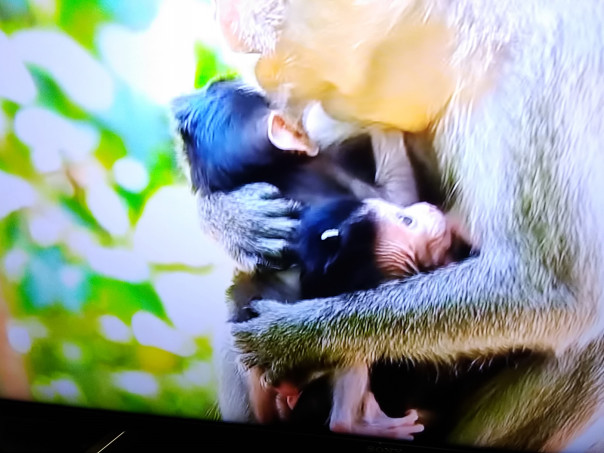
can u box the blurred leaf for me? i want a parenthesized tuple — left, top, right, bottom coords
(88, 276, 168, 321)
(26, 311, 136, 406)
(30, 340, 71, 376)
(0, 133, 35, 178)
(0, 211, 25, 251)
(58, 0, 110, 49)
(118, 392, 157, 413)
(27, 65, 88, 120)
(96, 82, 171, 164)
(116, 187, 146, 223)
(1, 98, 20, 117)
(59, 191, 108, 238)
(195, 337, 213, 361)
(145, 147, 178, 194)
(95, 129, 127, 168)
(137, 345, 178, 373)
(20, 247, 90, 313)
(193, 44, 235, 89)
(152, 264, 213, 275)
(99, 0, 161, 31)
(0, 0, 30, 24)
(159, 381, 216, 418)
(0, 103, 36, 179)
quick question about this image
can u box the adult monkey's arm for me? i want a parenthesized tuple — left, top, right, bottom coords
(234, 234, 591, 383)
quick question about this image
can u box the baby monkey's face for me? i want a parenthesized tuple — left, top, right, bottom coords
(364, 200, 453, 278)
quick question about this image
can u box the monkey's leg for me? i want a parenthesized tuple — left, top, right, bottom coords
(248, 366, 282, 423)
(355, 395, 424, 440)
(214, 326, 255, 423)
(330, 365, 424, 440)
(329, 364, 369, 432)
(449, 341, 604, 452)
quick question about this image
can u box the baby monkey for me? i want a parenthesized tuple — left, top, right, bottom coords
(172, 77, 474, 440)
(251, 197, 470, 440)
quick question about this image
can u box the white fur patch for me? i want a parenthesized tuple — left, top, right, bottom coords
(321, 229, 340, 241)
(302, 101, 361, 148)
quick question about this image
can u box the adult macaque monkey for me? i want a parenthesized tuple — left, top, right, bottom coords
(206, 1, 604, 451)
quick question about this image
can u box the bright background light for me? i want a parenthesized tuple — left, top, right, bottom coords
(0, 0, 237, 418)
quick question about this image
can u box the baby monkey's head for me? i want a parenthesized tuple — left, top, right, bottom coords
(296, 198, 458, 299)
(366, 199, 454, 278)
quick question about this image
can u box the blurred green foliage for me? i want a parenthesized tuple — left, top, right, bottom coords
(0, 0, 236, 419)
(194, 43, 234, 89)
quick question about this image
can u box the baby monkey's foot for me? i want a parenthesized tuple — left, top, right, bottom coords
(331, 392, 424, 441)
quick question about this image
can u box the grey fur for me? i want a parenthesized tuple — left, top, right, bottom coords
(196, 183, 301, 272)
(212, 0, 604, 449)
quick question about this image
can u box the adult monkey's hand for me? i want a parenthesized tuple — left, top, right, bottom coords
(198, 182, 301, 272)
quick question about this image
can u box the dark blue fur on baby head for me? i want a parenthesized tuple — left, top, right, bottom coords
(296, 198, 384, 298)
(172, 77, 296, 194)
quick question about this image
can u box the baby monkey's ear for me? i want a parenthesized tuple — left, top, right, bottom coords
(267, 111, 319, 156)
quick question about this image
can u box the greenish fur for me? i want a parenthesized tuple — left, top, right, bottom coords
(200, 0, 604, 450)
